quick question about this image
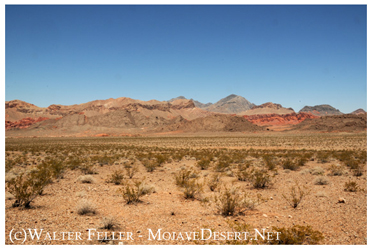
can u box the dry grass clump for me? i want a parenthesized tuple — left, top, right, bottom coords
(100, 216, 119, 230)
(76, 200, 97, 215)
(270, 225, 324, 244)
(78, 175, 95, 184)
(282, 182, 310, 209)
(314, 176, 330, 185)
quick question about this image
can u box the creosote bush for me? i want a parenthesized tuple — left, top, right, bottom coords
(118, 179, 154, 204)
(247, 168, 273, 189)
(270, 225, 324, 244)
(7, 168, 52, 208)
(282, 159, 299, 171)
(106, 170, 125, 185)
(175, 168, 199, 187)
(214, 186, 262, 216)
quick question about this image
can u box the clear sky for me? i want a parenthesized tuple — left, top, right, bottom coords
(5, 5, 366, 113)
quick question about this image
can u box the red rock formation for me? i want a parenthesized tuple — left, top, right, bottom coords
(243, 112, 318, 126)
(5, 117, 49, 130)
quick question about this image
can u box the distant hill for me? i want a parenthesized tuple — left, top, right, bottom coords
(299, 104, 343, 116)
(203, 94, 255, 114)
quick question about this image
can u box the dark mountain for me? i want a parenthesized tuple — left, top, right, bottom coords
(299, 104, 343, 116)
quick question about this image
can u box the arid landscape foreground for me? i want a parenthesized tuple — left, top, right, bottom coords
(5, 132, 367, 245)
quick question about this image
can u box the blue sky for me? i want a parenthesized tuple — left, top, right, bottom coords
(5, 5, 366, 113)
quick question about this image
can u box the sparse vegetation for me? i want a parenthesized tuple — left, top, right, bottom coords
(76, 200, 97, 215)
(118, 179, 154, 204)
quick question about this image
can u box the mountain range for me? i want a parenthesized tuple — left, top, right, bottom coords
(5, 94, 366, 137)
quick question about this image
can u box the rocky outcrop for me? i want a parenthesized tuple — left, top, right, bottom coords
(243, 112, 318, 126)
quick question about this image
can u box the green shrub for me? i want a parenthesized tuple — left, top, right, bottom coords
(6, 169, 52, 208)
(270, 225, 324, 244)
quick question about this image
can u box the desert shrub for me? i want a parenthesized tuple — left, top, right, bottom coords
(314, 176, 329, 185)
(76, 200, 97, 215)
(175, 169, 199, 187)
(214, 186, 262, 216)
(247, 168, 273, 189)
(214, 160, 230, 172)
(41, 158, 66, 179)
(263, 155, 276, 171)
(282, 182, 310, 209)
(142, 159, 157, 172)
(225, 221, 256, 245)
(328, 164, 344, 176)
(236, 169, 250, 181)
(7, 168, 52, 208)
(282, 159, 299, 171)
(207, 173, 221, 192)
(78, 175, 95, 184)
(118, 179, 154, 204)
(296, 156, 309, 167)
(270, 225, 324, 244)
(100, 216, 119, 230)
(344, 180, 360, 192)
(197, 158, 211, 170)
(107, 170, 125, 185)
(182, 179, 203, 199)
(125, 164, 139, 179)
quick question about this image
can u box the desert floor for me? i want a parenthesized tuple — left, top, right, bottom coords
(5, 132, 367, 245)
